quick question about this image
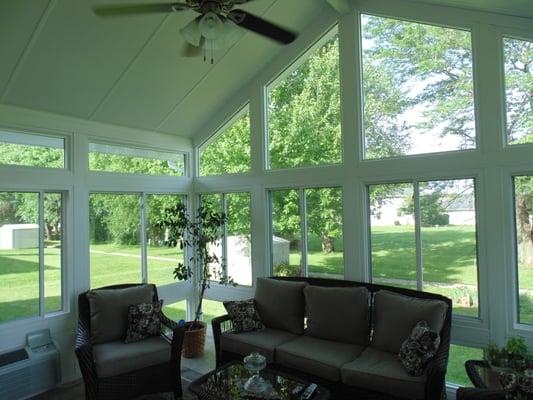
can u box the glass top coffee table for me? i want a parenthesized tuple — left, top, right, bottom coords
(189, 361, 330, 400)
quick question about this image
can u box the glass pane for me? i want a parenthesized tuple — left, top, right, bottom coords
(0, 192, 40, 322)
(163, 300, 187, 322)
(146, 194, 185, 286)
(44, 193, 62, 313)
(200, 194, 224, 282)
(200, 110, 251, 175)
(361, 14, 475, 159)
(89, 143, 185, 176)
(420, 179, 479, 317)
(89, 193, 142, 288)
(447, 344, 483, 386)
(271, 190, 302, 277)
(0, 130, 64, 168)
(514, 175, 533, 324)
(504, 37, 533, 145)
(226, 192, 252, 286)
(306, 188, 344, 279)
(202, 299, 226, 324)
(369, 183, 417, 289)
(267, 33, 341, 169)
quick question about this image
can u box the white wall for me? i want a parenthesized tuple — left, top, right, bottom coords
(191, 0, 533, 362)
(0, 103, 194, 384)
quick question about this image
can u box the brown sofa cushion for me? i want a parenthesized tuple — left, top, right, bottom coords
(276, 336, 365, 382)
(87, 284, 154, 344)
(341, 347, 427, 399)
(371, 290, 448, 354)
(220, 328, 299, 363)
(93, 336, 170, 378)
(304, 285, 370, 345)
(254, 278, 306, 335)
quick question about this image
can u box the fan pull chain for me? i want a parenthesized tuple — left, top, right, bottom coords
(210, 40, 214, 64)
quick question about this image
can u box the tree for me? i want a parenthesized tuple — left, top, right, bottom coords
(515, 176, 533, 267)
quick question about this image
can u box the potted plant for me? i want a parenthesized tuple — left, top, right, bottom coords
(487, 337, 531, 372)
(158, 202, 234, 358)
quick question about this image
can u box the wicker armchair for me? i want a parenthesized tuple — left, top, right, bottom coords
(75, 283, 185, 400)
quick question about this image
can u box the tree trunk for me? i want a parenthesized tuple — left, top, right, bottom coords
(517, 196, 533, 267)
(321, 232, 335, 254)
(193, 281, 207, 328)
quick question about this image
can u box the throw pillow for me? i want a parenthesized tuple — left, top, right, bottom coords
(124, 300, 163, 344)
(223, 299, 264, 333)
(398, 320, 441, 376)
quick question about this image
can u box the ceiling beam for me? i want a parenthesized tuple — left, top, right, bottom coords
(326, 0, 351, 14)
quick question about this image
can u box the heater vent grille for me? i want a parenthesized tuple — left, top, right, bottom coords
(0, 349, 28, 368)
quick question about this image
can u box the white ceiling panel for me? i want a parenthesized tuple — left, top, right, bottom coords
(91, 0, 277, 132)
(0, 0, 50, 96)
(4, 0, 165, 118)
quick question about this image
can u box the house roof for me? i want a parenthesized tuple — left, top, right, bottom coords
(0, 0, 531, 139)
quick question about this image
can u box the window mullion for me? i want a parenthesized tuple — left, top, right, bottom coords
(222, 193, 228, 278)
(300, 188, 308, 277)
(140, 193, 148, 284)
(414, 181, 423, 291)
(38, 191, 45, 316)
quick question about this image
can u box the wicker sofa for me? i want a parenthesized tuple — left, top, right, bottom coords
(75, 283, 185, 400)
(212, 277, 452, 400)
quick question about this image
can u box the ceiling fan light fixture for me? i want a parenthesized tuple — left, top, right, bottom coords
(198, 11, 223, 40)
(180, 18, 201, 47)
(222, 19, 245, 47)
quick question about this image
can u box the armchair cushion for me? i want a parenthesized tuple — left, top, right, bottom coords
(341, 347, 427, 399)
(124, 300, 163, 343)
(93, 336, 170, 378)
(372, 290, 448, 354)
(304, 285, 370, 345)
(87, 284, 154, 344)
(254, 278, 306, 334)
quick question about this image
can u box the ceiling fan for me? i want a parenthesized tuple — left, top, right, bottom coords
(93, 1, 297, 62)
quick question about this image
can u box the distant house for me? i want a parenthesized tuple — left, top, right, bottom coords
(0, 224, 39, 250)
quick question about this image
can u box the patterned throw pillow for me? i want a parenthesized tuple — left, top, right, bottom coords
(124, 300, 163, 344)
(223, 299, 264, 333)
(398, 320, 441, 376)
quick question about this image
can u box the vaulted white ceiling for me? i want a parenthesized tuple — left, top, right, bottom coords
(0, 0, 532, 139)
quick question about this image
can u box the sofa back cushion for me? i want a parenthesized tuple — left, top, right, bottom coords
(254, 278, 307, 335)
(305, 285, 370, 345)
(371, 290, 448, 354)
(87, 284, 154, 344)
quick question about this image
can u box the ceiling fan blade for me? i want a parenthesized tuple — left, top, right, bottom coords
(228, 10, 296, 44)
(93, 2, 188, 17)
(181, 37, 205, 58)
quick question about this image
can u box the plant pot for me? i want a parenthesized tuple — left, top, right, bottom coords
(182, 321, 207, 358)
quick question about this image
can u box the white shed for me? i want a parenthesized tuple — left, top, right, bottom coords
(0, 224, 39, 250)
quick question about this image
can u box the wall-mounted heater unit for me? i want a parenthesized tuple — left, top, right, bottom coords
(0, 329, 60, 400)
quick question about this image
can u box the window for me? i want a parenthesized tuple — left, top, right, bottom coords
(361, 15, 476, 159)
(447, 345, 483, 386)
(89, 193, 185, 288)
(513, 175, 533, 324)
(369, 179, 479, 317)
(199, 107, 251, 176)
(270, 187, 344, 279)
(200, 192, 252, 286)
(504, 37, 533, 145)
(0, 130, 65, 168)
(89, 143, 185, 176)
(267, 30, 341, 169)
(162, 300, 188, 322)
(0, 191, 64, 323)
